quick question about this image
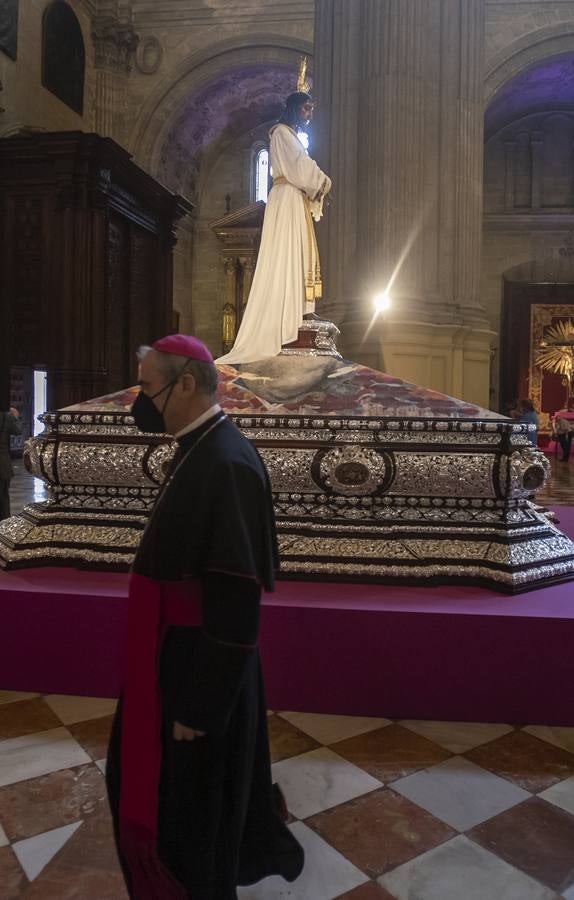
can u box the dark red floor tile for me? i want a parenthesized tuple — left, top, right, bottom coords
(332, 724, 452, 784)
(307, 787, 454, 877)
(469, 796, 574, 893)
(465, 729, 574, 792)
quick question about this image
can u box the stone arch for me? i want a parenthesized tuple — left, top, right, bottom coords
(485, 25, 574, 107)
(129, 34, 312, 176)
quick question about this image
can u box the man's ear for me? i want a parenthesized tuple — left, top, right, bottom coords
(180, 372, 197, 396)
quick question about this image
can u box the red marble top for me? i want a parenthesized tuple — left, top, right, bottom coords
(62, 357, 504, 420)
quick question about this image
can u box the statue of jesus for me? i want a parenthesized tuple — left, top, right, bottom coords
(216, 91, 332, 366)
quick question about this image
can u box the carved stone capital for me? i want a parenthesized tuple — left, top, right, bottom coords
(92, 19, 139, 73)
(238, 254, 256, 272)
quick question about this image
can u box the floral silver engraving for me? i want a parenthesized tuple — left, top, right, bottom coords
(2, 396, 574, 591)
(392, 453, 494, 498)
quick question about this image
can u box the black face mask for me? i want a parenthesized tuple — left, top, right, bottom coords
(131, 390, 168, 433)
(131, 359, 192, 434)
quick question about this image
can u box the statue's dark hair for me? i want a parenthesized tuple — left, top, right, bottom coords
(279, 92, 312, 128)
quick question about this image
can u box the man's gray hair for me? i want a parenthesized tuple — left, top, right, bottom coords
(138, 345, 218, 396)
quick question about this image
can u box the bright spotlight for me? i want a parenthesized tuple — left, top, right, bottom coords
(373, 291, 391, 313)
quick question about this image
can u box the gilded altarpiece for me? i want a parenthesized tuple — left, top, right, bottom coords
(530, 305, 574, 431)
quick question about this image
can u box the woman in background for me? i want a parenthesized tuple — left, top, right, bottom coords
(515, 398, 539, 448)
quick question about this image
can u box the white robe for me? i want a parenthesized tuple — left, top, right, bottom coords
(216, 124, 331, 366)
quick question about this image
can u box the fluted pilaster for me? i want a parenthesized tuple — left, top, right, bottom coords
(92, 18, 138, 141)
(313, 0, 361, 324)
(313, 0, 491, 398)
(442, 0, 486, 325)
(315, 0, 488, 327)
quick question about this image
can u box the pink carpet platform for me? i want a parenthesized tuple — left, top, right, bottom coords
(2, 508, 574, 725)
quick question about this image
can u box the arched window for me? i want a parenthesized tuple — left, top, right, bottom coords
(251, 132, 310, 203)
(42, 1, 85, 115)
(255, 147, 270, 203)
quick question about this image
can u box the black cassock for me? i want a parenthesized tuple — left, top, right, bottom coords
(106, 412, 304, 899)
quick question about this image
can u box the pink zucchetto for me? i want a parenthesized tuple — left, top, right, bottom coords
(152, 334, 214, 363)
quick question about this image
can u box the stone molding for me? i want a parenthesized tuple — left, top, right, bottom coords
(485, 213, 574, 231)
(131, 0, 314, 28)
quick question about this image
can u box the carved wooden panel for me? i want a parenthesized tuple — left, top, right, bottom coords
(129, 225, 158, 360)
(106, 215, 130, 393)
(11, 198, 43, 365)
(0, 132, 192, 410)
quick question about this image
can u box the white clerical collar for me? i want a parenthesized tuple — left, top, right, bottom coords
(175, 404, 222, 440)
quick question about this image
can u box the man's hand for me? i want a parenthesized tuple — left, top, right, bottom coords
(9, 407, 19, 418)
(173, 721, 206, 741)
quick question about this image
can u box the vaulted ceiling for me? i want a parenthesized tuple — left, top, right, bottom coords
(157, 62, 299, 197)
(486, 53, 574, 139)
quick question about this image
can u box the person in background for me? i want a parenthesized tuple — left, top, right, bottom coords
(515, 398, 539, 448)
(0, 406, 22, 520)
(552, 397, 574, 462)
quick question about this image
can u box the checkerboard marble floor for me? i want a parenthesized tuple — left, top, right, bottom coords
(1, 693, 574, 899)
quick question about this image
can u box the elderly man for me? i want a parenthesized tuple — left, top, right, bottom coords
(106, 334, 303, 899)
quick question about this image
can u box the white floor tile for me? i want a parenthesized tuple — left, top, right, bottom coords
(278, 712, 391, 745)
(0, 728, 91, 787)
(0, 691, 40, 706)
(538, 775, 574, 816)
(95, 758, 107, 775)
(379, 835, 556, 900)
(523, 725, 574, 755)
(12, 821, 82, 881)
(43, 695, 117, 725)
(272, 747, 382, 820)
(400, 720, 514, 753)
(237, 821, 368, 899)
(0, 822, 8, 847)
(391, 756, 531, 832)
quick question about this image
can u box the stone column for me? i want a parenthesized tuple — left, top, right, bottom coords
(314, 0, 493, 404)
(92, 16, 138, 142)
(313, 0, 362, 327)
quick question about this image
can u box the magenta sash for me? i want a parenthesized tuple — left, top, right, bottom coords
(120, 573, 202, 899)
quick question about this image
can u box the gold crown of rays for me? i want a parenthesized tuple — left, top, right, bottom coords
(297, 55, 310, 94)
